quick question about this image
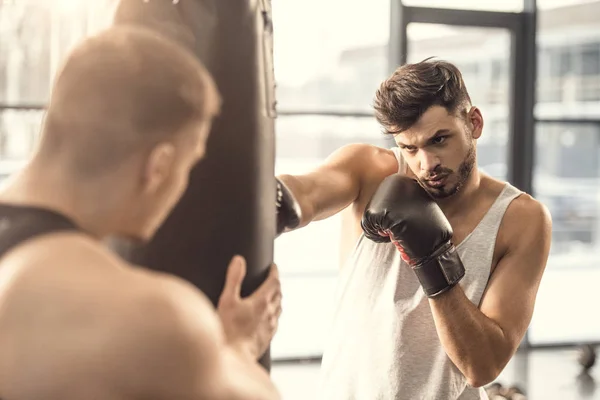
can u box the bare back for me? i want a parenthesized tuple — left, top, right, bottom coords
(0, 234, 165, 399)
(0, 232, 279, 400)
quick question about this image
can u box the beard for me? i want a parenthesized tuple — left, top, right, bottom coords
(418, 141, 476, 199)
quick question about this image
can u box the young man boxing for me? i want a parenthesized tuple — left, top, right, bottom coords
(276, 59, 552, 399)
(0, 26, 281, 400)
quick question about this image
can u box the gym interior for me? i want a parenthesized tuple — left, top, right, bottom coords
(0, 1, 599, 399)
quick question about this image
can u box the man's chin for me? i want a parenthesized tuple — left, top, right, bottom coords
(422, 183, 459, 199)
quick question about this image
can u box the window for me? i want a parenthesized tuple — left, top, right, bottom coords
(0, 1, 114, 176)
(529, 122, 600, 344)
(272, 0, 390, 111)
(577, 44, 600, 101)
(537, 47, 573, 104)
(0, 109, 43, 182)
(275, 115, 387, 160)
(551, 49, 573, 78)
(0, 2, 54, 105)
(400, 0, 524, 12)
(537, 0, 600, 9)
(531, 0, 600, 349)
(0, 1, 114, 106)
(536, 2, 600, 115)
(580, 44, 600, 76)
(0, 109, 44, 161)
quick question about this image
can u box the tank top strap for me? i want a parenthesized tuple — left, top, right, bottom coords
(390, 147, 407, 174)
(477, 182, 523, 233)
(0, 204, 81, 259)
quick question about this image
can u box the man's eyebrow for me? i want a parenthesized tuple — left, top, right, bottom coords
(425, 129, 452, 144)
(397, 129, 452, 147)
(432, 129, 451, 137)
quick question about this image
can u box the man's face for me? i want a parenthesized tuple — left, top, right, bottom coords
(393, 105, 483, 199)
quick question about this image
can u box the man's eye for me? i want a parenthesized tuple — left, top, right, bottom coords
(432, 136, 447, 144)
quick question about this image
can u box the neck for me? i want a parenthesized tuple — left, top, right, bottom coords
(436, 167, 482, 218)
(0, 160, 125, 238)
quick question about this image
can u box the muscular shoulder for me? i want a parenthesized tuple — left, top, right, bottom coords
(327, 142, 397, 177)
(0, 232, 226, 397)
(505, 194, 552, 236)
(500, 192, 552, 258)
(330, 143, 398, 195)
(105, 271, 225, 398)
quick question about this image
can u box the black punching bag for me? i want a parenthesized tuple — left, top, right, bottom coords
(111, 0, 277, 370)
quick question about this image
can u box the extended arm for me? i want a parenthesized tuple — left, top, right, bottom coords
(276, 143, 395, 233)
(429, 198, 551, 387)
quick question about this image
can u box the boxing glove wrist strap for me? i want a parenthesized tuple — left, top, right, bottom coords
(412, 242, 465, 298)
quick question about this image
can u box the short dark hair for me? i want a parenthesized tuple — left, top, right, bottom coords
(41, 25, 220, 176)
(373, 58, 471, 134)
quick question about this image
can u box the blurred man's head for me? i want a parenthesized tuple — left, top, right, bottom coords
(37, 26, 220, 240)
(374, 58, 483, 199)
(112, 0, 197, 50)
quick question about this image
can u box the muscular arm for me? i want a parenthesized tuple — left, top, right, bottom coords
(277, 143, 396, 228)
(429, 197, 552, 387)
(119, 274, 280, 400)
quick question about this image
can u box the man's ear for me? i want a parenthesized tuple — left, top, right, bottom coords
(467, 106, 484, 139)
(142, 142, 176, 195)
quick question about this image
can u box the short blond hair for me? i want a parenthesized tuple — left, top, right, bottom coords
(41, 25, 220, 174)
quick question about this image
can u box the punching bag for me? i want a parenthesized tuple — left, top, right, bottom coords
(111, 0, 277, 371)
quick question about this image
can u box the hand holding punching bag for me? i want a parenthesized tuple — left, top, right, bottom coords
(111, 0, 277, 371)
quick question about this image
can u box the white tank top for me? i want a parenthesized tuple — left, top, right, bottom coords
(317, 148, 522, 400)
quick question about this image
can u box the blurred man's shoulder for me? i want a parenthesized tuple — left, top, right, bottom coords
(0, 231, 186, 309)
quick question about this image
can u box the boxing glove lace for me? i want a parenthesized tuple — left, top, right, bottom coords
(361, 174, 465, 297)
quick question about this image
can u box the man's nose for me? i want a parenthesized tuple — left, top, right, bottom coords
(418, 150, 441, 174)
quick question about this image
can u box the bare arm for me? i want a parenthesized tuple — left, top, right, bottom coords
(121, 274, 280, 400)
(429, 197, 552, 387)
(277, 143, 396, 228)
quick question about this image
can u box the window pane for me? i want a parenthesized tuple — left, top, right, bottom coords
(0, 109, 44, 182)
(400, 0, 523, 12)
(275, 115, 388, 161)
(407, 24, 511, 180)
(536, 2, 600, 109)
(580, 45, 600, 76)
(0, 1, 114, 105)
(529, 122, 600, 344)
(537, 0, 599, 9)
(272, 0, 390, 111)
(272, 115, 389, 359)
(0, 109, 44, 160)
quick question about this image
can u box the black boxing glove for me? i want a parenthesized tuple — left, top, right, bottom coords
(361, 174, 465, 297)
(276, 178, 301, 236)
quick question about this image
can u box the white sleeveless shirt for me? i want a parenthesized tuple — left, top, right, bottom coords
(316, 148, 522, 400)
